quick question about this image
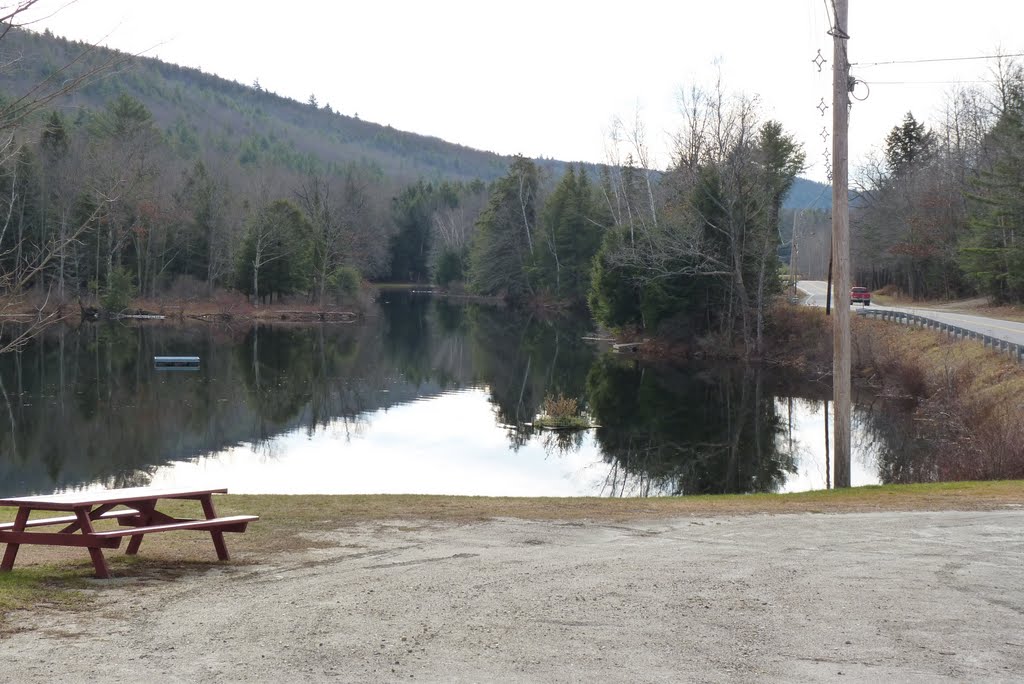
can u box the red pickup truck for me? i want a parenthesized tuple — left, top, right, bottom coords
(850, 286, 871, 306)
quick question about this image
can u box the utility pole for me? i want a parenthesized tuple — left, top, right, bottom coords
(789, 211, 799, 297)
(831, 0, 852, 487)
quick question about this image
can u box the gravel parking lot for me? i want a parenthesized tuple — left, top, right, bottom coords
(2, 510, 1023, 682)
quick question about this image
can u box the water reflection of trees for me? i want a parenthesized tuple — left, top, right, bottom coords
(463, 304, 808, 495)
(453, 304, 818, 495)
(380, 291, 434, 385)
(0, 292, 521, 494)
(0, 323, 236, 494)
(381, 292, 476, 390)
(0, 300, 472, 494)
(855, 395, 971, 484)
(467, 307, 595, 449)
(4, 293, 973, 498)
(586, 358, 797, 495)
(539, 428, 585, 455)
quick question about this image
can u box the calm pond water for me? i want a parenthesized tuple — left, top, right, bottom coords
(0, 292, 938, 497)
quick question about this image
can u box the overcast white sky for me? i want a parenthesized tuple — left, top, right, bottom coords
(21, 0, 1024, 183)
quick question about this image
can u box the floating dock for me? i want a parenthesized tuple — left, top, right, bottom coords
(154, 356, 200, 370)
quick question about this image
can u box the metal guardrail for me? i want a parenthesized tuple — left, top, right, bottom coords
(858, 309, 1024, 364)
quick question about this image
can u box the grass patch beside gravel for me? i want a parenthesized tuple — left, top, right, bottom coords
(0, 565, 92, 630)
(221, 481, 1024, 533)
(2, 480, 1023, 628)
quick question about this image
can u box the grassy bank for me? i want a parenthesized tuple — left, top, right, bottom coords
(767, 304, 1024, 479)
(852, 316, 1024, 480)
(0, 288, 375, 326)
(1, 481, 1023, 627)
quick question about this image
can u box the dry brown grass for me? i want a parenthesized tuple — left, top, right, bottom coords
(0, 287, 374, 326)
(1, 483, 1022, 626)
(958, 305, 1024, 323)
(853, 318, 1024, 480)
(763, 304, 833, 370)
(134, 293, 365, 322)
(541, 394, 578, 420)
(4, 484, 1024, 568)
(222, 483, 1024, 528)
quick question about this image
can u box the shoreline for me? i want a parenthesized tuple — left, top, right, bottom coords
(1, 484, 1023, 682)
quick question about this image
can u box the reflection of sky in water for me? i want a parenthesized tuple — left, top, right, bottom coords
(774, 398, 880, 493)
(148, 389, 612, 496)
(136, 389, 883, 497)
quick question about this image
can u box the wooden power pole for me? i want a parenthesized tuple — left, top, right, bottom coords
(789, 212, 798, 297)
(831, 0, 851, 487)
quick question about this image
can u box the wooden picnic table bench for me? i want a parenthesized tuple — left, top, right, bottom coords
(0, 486, 258, 579)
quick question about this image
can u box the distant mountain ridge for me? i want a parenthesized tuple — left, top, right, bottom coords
(786, 177, 832, 210)
(3, 27, 830, 207)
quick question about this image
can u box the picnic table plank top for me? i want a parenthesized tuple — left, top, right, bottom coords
(0, 486, 229, 510)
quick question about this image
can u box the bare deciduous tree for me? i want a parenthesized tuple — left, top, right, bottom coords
(0, 2, 130, 350)
(601, 80, 802, 355)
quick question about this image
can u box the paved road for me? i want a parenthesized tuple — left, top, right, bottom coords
(797, 280, 1024, 348)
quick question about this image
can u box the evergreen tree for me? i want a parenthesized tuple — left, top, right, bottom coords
(236, 199, 313, 304)
(434, 249, 465, 286)
(40, 111, 69, 160)
(962, 89, 1024, 302)
(748, 122, 805, 346)
(885, 112, 933, 177)
(588, 227, 644, 328)
(388, 182, 435, 282)
(469, 156, 539, 300)
(536, 165, 609, 304)
(173, 160, 229, 289)
(858, 111, 964, 299)
(90, 93, 156, 139)
(87, 94, 163, 297)
(589, 117, 803, 353)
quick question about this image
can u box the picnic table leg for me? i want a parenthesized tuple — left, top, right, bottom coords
(200, 495, 230, 561)
(74, 508, 110, 579)
(0, 507, 30, 572)
(125, 500, 157, 556)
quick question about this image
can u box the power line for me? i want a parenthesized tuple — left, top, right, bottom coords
(856, 52, 1024, 68)
(865, 79, 993, 85)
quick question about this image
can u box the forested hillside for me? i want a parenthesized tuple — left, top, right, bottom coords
(0, 24, 828, 358)
(4, 29, 828, 200)
(1, 29, 521, 183)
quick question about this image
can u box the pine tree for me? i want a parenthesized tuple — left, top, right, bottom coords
(962, 92, 1024, 302)
(40, 111, 69, 160)
(537, 166, 608, 303)
(388, 182, 434, 283)
(469, 156, 539, 300)
(885, 112, 933, 178)
(237, 199, 313, 304)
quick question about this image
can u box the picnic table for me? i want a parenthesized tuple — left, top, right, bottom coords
(0, 486, 258, 579)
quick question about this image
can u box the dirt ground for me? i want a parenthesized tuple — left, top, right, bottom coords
(1, 509, 1023, 683)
